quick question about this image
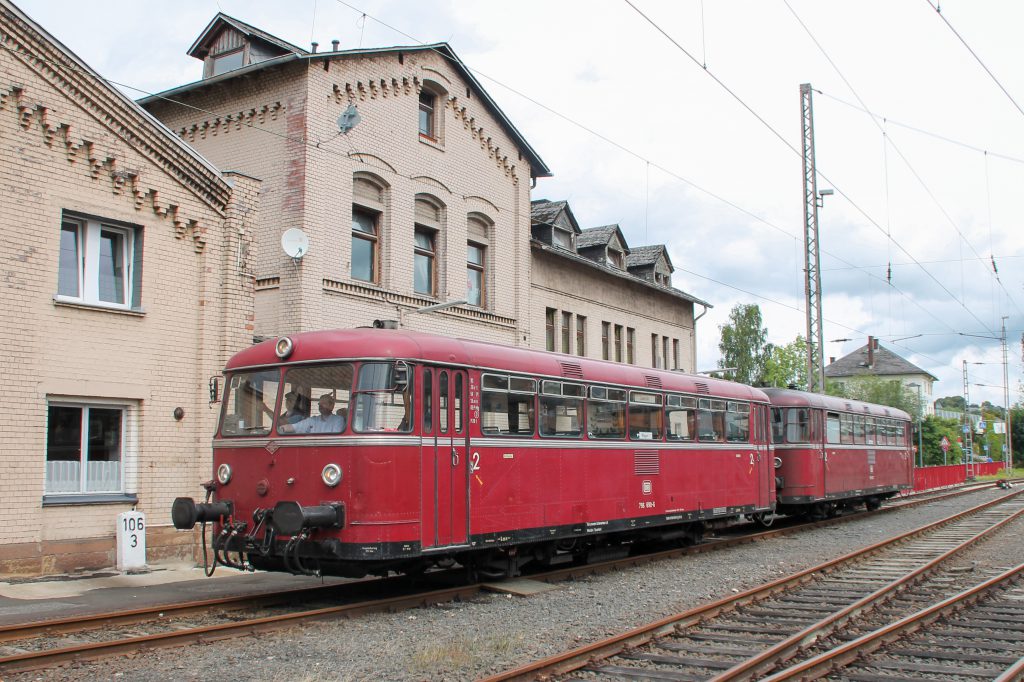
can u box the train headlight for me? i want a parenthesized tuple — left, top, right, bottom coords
(322, 463, 343, 487)
(773, 457, 782, 470)
(275, 336, 294, 359)
(216, 463, 232, 485)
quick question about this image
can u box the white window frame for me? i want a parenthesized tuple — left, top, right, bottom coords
(45, 398, 138, 498)
(56, 215, 138, 311)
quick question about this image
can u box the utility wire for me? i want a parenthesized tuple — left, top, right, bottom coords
(924, 0, 1024, 121)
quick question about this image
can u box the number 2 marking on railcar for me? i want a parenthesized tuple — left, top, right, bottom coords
(470, 452, 481, 473)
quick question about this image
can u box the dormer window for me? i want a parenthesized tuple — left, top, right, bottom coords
(552, 228, 573, 250)
(608, 248, 624, 269)
(211, 48, 245, 76)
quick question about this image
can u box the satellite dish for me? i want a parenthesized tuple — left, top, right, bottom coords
(281, 228, 309, 259)
(337, 104, 361, 134)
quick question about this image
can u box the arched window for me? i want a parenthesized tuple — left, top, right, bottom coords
(352, 174, 387, 283)
(414, 195, 445, 296)
(467, 213, 492, 308)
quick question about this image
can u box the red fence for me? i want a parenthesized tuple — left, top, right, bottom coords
(912, 462, 1006, 491)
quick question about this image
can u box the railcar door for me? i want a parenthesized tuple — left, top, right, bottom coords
(420, 368, 469, 549)
(754, 404, 773, 509)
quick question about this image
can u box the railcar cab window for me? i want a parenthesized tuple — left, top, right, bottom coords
(697, 398, 727, 442)
(629, 391, 663, 441)
(539, 381, 584, 437)
(481, 374, 536, 436)
(352, 362, 412, 432)
(221, 370, 281, 437)
(276, 364, 353, 435)
(666, 395, 697, 441)
(724, 402, 751, 442)
(772, 407, 810, 444)
(587, 386, 627, 439)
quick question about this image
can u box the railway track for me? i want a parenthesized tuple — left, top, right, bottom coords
(482, 487, 1024, 681)
(0, 483, 1012, 677)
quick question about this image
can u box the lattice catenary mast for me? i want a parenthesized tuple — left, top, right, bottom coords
(800, 83, 826, 393)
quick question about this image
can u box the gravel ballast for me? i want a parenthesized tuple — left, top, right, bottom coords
(15, 487, 1019, 682)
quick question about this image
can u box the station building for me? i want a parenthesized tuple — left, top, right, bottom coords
(0, 5, 713, 575)
(0, 1, 261, 574)
(141, 13, 549, 347)
(530, 199, 708, 373)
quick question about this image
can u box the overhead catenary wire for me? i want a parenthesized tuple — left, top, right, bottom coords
(780, 0, 1017, 332)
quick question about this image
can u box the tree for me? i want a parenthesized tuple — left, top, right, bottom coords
(718, 304, 768, 385)
(920, 414, 964, 465)
(826, 376, 920, 416)
(934, 395, 966, 411)
(761, 336, 808, 389)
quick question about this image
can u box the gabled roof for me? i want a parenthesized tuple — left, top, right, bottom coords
(531, 239, 711, 308)
(530, 199, 581, 234)
(824, 343, 938, 382)
(145, 17, 551, 178)
(2, 0, 230, 211)
(188, 12, 308, 59)
(626, 244, 673, 272)
(577, 224, 628, 252)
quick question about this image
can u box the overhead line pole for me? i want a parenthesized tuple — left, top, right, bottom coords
(800, 83, 825, 393)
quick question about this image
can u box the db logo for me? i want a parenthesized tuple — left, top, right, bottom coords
(642, 480, 653, 495)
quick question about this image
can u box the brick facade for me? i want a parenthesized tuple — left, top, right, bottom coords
(144, 43, 537, 346)
(0, 2, 259, 575)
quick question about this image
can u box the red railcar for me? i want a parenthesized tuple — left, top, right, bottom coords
(173, 329, 776, 577)
(763, 388, 914, 517)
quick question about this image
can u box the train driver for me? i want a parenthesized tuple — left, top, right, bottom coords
(279, 393, 345, 434)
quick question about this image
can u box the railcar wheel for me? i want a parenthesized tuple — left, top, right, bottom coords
(864, 496, 882, 511)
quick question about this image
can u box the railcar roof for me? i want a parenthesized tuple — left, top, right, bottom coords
(227, 329, 769, 402)
(762, 387, 911, 420)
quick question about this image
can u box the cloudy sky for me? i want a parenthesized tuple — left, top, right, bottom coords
(17, 0, 1023, 407)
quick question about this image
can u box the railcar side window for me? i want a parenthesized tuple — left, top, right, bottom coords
(666, 395, 696, 441)
(351, 362, 413, 433)
(481, 373, 536, 436)
(826, 412, 841, 444)
(770, 408, 784, 444)
(782, 408, 810, 443)
(853, 415, 866, 444)
(629, 391, 663, 441)
(221, 370, 280, 436)
(587, 386, 626, 439)
(539, 381, 584, 437)
(697, 398, 726, 442)
(725, 402, 751, 443)
(439, 371, 449, 434)
(865, 417, 877, 445)
(422, 369, 433, 433)
(840, 414, 854, 444)
(276, 363, 354, 435)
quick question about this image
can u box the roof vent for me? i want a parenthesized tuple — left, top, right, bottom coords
(311, 41, 318, 53)
(560, 362, 583, 379)
(644, 374, 662, 389)
(331, 39, 340, 51)
(694, 381, 710, 394)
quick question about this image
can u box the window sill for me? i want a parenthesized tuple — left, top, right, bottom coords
(53, 296, 145, 316)
(43, 493, 139, 507)
(418, 134, 444, 151)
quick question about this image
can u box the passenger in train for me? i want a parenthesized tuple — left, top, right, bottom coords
(279, 393, 345, 434)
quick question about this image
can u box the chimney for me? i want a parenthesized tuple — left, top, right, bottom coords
(332, 39, 340, 51)
(311, 41, 319, 53)
(866, 336, 874, 368)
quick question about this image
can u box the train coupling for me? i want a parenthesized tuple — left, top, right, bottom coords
(171, 497, 234, 530)
(271, 501, 345, 535)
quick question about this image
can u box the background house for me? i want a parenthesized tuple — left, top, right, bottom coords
(825, 336, 938, 415)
